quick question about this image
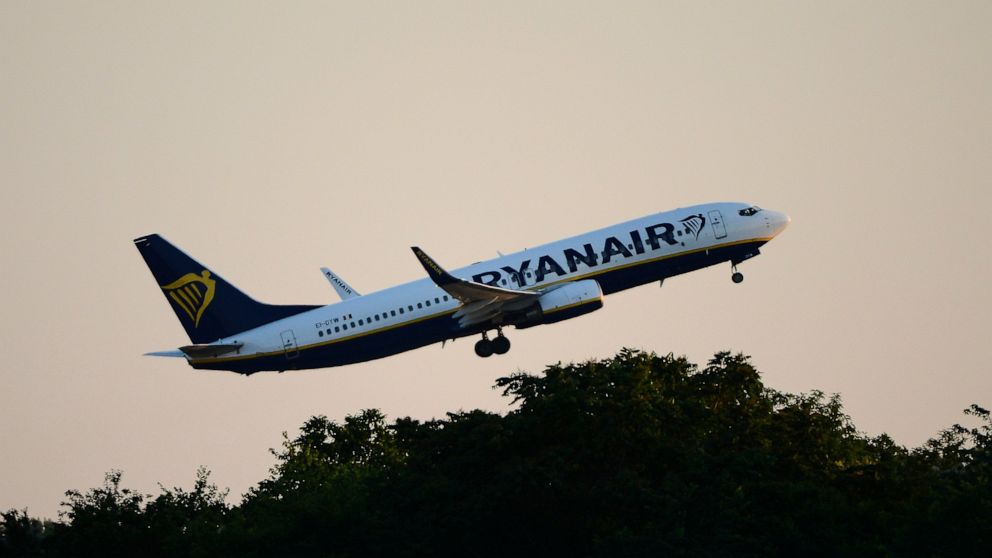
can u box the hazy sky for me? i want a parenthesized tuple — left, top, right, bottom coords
(2, 1, 990, 519)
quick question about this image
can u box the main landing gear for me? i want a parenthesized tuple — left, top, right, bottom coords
(475, 328, 511, 358)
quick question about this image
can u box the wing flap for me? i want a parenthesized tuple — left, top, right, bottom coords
(453, 297, 504, 327)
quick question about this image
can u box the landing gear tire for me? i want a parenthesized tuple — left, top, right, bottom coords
(491, 335, 511, 355)
(474, 338, 494, 358)
(732, 271, 744, 284)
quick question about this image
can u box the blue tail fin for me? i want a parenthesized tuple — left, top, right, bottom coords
(134, 234, 319, 344)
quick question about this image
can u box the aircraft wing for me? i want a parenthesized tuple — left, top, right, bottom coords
(411, 246, 539, 328)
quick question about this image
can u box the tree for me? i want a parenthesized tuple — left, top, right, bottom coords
(4, 350, 989, 557)
(142, 467, 229, 557)
(0, 509, 54, 557)
(232, 409, 404, 556)
(56, 470, 147, 557)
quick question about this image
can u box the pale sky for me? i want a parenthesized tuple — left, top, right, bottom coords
(2, 1, 990, 519)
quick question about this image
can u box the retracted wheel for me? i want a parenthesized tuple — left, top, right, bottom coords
(475, 338, 494, 358)
(491, 335, 511, 355)
(732, 271, 744, 284)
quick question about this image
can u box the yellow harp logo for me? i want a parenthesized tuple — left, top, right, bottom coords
(161, 270, 216, 327)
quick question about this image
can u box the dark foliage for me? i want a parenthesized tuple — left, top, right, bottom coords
(3, 350, 989, 557)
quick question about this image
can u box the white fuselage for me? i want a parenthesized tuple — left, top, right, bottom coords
(188, 202, 788, 373)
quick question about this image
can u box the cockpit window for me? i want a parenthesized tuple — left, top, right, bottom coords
(739, 206, 762, 216)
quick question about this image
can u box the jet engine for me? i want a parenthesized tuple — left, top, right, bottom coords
(513, 279, 604, 329)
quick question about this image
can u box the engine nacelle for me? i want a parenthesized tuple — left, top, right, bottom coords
(514, 279, 604, 329)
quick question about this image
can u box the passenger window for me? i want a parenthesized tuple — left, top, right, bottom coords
(343, 324, 348, 331)
(425, 300, 431, 307)
(318, 330, 323, 337)
(435, 297, 440, 304)
(335, 326, 340, 333)
(350, 322, 356, 328)
(391, 310, 396, 316)
(417, 302, 423, 309)
(443, 295, 449, 301)
(374, 315, 380, 321)
(399, 308, 404, 314)
(408, 305, 413, 311)
(359, 319, 364, 326)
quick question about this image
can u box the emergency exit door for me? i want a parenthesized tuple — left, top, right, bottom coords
(280, 330, 299, 359)
(708, 210, 727, 239)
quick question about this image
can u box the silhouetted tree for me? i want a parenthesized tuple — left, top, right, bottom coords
(55, 470, 147, 557)
(142, 467, 229, 557)
(230, 409, 403, 556)
(3, 350, 988, 557)
(0, 509, 54, 557)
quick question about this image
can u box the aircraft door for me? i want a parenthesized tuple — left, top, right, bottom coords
(280, 330, 299, 360)
(708, 210, 728, 239)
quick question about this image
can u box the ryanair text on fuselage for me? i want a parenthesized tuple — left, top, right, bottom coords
(471, 216, 706, 287)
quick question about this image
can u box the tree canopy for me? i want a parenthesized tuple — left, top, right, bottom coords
(3, 349, 989, 557)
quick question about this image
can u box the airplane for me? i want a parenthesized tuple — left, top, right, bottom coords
(135, 202, 790, 374)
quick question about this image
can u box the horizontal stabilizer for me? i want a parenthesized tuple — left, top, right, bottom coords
(144, 350, 187, 358)
(178, 343, 244, 359)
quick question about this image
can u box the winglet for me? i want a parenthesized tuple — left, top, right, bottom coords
(411, 247, 459, 286)
(320, 267, 361, 300)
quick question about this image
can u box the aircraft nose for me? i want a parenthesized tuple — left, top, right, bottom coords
(767, 210, 791, 236)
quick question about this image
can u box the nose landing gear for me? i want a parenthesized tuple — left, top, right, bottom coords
(474, 328, 511, 358)
(731, 264, 744, 284)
